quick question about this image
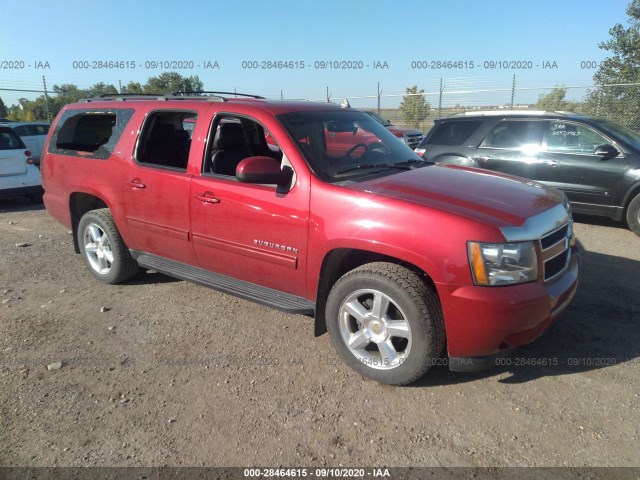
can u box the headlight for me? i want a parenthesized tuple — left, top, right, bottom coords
(468, 241, 538, 286)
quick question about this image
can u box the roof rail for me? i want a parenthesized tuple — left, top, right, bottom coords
(451, 110, 577, 117)
(172, 91, 265, 99)
(81, 93, 225, 103)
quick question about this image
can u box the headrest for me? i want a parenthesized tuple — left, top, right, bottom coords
(216, 123, 245, 149)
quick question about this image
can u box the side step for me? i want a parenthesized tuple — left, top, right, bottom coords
(132, 251, 315, 316)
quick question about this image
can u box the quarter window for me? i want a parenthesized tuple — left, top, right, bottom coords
(49, 109, 134, 159)
(428, 120, 482, 146)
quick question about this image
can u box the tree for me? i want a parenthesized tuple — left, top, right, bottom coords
(583, 0, 640, 129)
(143, 72, 204, 94)
(536, 88, 579, 111)
(399, 86, 430, 128)
(122, 81, 144, 94)
(0, 97, 8, 118)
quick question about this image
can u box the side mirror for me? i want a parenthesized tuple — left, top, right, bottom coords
(236, 156, 293, 186)
(595, 144, 619, 158)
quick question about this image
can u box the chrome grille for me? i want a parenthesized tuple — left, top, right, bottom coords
(540, 222, 572, 281)
(404, 132, 424, 149)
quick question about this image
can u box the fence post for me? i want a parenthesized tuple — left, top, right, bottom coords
(510, 74, 516, 109)
(377, 82, 382, 114)
(326, 86, 331, 103)
(438, 77, 443, 119)
(42, 76, 51, 122)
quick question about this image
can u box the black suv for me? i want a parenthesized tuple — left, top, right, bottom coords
(415, 111, 640, 236)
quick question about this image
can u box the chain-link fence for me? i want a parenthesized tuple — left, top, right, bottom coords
(2, 76, 639, 132)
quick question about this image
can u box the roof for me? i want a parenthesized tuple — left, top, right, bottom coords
(450, 110, 581, 118)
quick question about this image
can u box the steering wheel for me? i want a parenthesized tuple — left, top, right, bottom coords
(343, 143, 370, 162)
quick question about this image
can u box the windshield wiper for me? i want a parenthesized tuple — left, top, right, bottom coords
(396, 158, 434, 167)
(336, 163, 412, 176)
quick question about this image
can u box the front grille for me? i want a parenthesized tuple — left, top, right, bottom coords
(404, 133, 424, 149)
(540, 222, 572, 281)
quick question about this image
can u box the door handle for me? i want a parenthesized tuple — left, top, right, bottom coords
(542, 159, 559, 167)
(195, 193, 220, 205)
(127, 179, 146, 189)
(476, 155, 492, 161)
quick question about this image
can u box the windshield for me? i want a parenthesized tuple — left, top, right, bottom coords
(596, 119, 640, 151)
(278, 110, 426, 182)
(364, 111, 392, 127)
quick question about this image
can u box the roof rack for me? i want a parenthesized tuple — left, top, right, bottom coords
(172, 90, 265, 99)
(81, 91, 265, 103)
(451, 110, 577, 117)
(81, 93, 224, 103)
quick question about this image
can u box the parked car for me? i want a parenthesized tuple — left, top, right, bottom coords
(0, 126, 42, 201)
(363, 110, 424, 149)
(41, 94, 579, 385)
(414, 111, 640, 236)
(0, 122, 50, 165)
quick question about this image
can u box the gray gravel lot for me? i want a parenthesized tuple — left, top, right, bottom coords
(0, 200, 638, 468)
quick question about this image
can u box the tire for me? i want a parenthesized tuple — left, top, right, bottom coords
(626, 193, 640, 237)
(325, 262, 445, 385)
(77, 208, 139, 284)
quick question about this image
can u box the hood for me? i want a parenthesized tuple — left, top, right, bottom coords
(349, 164, 565, 228)
(386, 125, 422, 136)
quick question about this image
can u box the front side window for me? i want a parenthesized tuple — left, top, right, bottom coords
(202, 114, 284, 177)
(278, 110, 425, 183)
(135, 110, 197, 171)
(49, 109, 134, 159)
(546, 121, 611, 154)
(481, 120, 542, 150)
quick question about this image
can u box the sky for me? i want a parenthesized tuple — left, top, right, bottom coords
(0, 0, 634, 108)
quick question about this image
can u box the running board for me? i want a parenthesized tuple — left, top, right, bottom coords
(132, 251, 315, 316)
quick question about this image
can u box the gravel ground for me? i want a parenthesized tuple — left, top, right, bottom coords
(0, 199, 639, 468)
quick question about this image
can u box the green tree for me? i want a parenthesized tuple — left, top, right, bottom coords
(399, 86, 430, 128)
(536, 87, 579, 111)
(583, 0, 640, 129)
(143, 72, 204, 94)
(122, 81, 144, 94)
(0, 97, 8, 118)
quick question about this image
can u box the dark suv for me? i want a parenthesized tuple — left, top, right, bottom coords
(415, 111, 640, 236)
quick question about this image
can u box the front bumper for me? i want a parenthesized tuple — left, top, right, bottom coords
(441, 244, 580, 371)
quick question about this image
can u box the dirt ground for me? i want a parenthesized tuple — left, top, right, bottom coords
(1, 199, 639, 469)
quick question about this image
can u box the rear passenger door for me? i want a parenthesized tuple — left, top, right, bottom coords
(121, 109, 200, 265)
(474, 120, 544, 179)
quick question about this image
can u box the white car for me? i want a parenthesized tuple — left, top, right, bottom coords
(0, 126, 42, 201)
(0, 122, 50, 165)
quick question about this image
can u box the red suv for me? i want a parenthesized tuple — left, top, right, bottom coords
(41, 93, 580, 385)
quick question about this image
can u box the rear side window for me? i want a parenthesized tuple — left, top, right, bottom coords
(0, 128, 25, 150)
(427, 120, 482, 146)
(481, 120, 542, 149)
(49, 109, 134, 159)
(135, 110, 197, 171)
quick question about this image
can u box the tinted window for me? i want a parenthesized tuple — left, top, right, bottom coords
(135, 110, 196, 171)
(0, 128, 25, 150)
(428, 120, 482, 146)
(593, 119, 640, 151)
(481, 120, 542, 149)
(546, 121, 609, 154)
(49, 109, 134, 160)
(278, 110, 424, 183)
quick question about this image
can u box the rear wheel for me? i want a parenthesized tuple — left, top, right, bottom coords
(78, 209, 138, 284)
(325, 262, 445, 385)
(627, 193, 640, 237)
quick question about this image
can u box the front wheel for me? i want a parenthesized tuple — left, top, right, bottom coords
(626, 193, 640, 237)
(325, 262, 445, 385)
(77, 209, 139, 284)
